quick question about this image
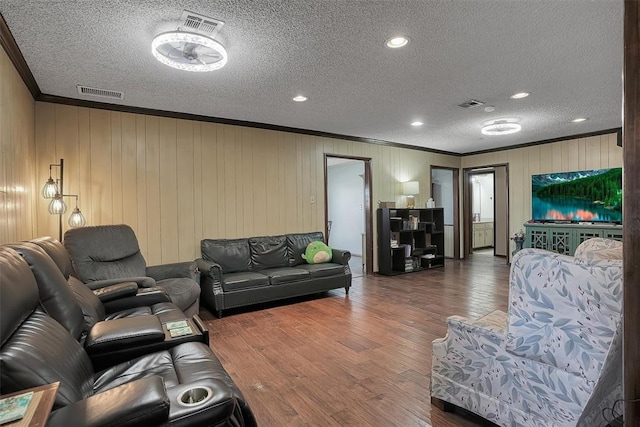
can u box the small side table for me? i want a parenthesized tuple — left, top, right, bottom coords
(0, 382, 59, 427)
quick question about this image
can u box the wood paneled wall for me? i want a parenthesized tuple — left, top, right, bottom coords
(34, 102, 460, 266)
(462, 133, 622, 255)
(0, 46, 36, 244)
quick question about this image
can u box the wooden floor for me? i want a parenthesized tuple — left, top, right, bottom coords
(200, 254, 511, 427)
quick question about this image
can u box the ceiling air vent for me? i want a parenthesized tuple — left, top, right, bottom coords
(77, 85, 124, 100)
(458, 99, 485, 109)
(179, 10, 224, 35)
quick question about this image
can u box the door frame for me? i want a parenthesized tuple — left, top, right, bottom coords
(463, 163, 509, 261)
(324, 154, 373, 275)
(429, 165, 460, 259)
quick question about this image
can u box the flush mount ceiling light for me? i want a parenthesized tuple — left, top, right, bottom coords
(385, 36, 410, 48)
(572, 117, 588, 122)
(410, 121, 423, 126)
(510, 92, 530, 99)
(293, 95, 308, 102)
(151, 31, 227, 72)
(481, 119, 522, 136)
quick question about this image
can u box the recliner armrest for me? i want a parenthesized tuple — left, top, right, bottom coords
(84, 276, 157, 290)
(47, 376, 169, 427)
(147, 261, 199, 281)
(166, 379, 237, 426)
(102, 287, 172, 313)
(331, 249, 351, 265)
(92, 282, 139, 302)
(85, 316, 165, 356)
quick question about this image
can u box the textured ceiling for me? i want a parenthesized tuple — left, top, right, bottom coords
(0, 0, 623, 154)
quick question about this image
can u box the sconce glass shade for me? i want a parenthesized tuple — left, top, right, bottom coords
(42, 178, 59, 199)
(48, 196, 67, 215)
(68, 207, 86, 227)
(402, 181, 420, 196)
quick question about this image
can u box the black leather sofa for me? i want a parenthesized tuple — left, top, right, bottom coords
(0, 245, 257, 426)
(197, 231, 352, 317)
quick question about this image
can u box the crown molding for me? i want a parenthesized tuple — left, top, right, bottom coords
(463, 128, 622, 156)
(36, 93, 460, 156)
(0, 13, 40, 98)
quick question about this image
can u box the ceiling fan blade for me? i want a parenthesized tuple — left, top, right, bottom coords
(198, 52, 221, 58)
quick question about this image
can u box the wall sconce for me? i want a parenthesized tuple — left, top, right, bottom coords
(42, 158, 86, 241)
(403, 181, 419, 209)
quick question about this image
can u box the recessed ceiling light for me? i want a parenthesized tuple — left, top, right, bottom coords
(572, 117, 588, 122)
(292, 95, 308, 102)
(151, 31, 227, 72)
(385, 36, 410, 48)
(410, 121, 423, 127)
(481, 119, 522, 136)
(510, 92, 530, 99)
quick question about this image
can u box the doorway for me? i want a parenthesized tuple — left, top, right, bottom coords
(463, 165, 509, 262)
(324, 155, 373, 277)
(430, 166, 460, 259)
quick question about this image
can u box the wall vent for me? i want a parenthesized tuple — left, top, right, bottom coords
(77, 85, 124, 100)
(458, 99, 485, 108)
(179, 10, 224, 35)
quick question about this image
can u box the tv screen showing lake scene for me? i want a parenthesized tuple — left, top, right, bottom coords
(531, 168, 622, 222)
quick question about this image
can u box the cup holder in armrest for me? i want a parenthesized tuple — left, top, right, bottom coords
(178, 386, 213, 407)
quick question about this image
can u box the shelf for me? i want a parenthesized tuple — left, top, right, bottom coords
(377, 207, 445, 276)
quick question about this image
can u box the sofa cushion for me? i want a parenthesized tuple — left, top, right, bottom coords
(286, 232, 324, 266)
(249, 236, 288, 269)
(260, 267, 309, 285)
(222, 271, 270, 292)
(201, 239, 251, 273)
(297, 263, 344, 278)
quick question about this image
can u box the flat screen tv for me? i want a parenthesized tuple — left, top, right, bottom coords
(531, 167, 622, 223)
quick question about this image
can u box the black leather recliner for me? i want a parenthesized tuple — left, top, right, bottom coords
(22, 237, 187, 325)
(5, 241, 197, 368)
(63, 225, 201, 316)
(0, 246, 257, 426)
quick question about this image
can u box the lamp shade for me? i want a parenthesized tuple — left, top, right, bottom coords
(42, 178, 58, 198)
(403, 181, 419, 195)
(68, 207, 86, 227)
(48, 196, 67, 215)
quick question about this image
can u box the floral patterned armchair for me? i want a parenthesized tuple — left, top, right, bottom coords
(431, 239, 623, 426)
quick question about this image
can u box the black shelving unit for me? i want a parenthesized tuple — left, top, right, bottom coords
(377, 207, 445, 276)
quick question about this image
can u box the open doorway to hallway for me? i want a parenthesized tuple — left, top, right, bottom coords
(325, 155, 373, 278)
(430, 166, 460, 259)
(463, 165, 509, 264)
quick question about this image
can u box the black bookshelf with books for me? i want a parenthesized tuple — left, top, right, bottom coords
(377, 207, 445, 276)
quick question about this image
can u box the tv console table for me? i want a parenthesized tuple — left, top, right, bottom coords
(524, 222, 623, 255)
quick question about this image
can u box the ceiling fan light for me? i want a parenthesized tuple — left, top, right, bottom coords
(481, 120, 522, 136)
(151, 31, 228, 72)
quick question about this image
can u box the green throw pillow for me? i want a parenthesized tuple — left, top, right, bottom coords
(302, 241, 332, 264)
